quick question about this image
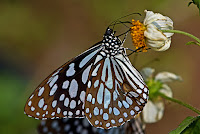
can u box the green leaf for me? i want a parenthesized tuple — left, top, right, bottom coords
(146, 79, 163, 100)
(169, 116, 200, 134)
(188, 2, 193, 6)
(192, 0, 200, 8)
(188, 0, 200, 14)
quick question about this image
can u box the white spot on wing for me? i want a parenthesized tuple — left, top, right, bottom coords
(94, 80, 99, 88)
(31, 106, 35, 111)
(63, 111, 67, 116)
(122, 100, 129, 108)
(106, 123, 110, 127)
(50, 84, 58, 96)
(140, 98, 145, 103)
(62, 80, 69, 89)
(38, 98, 44, 108)
(28, 101, 32, 106)
(104, 88, 111, 109)
(92, 63, 101, 76)
(113, 107, 120, 115)
(68, 111, 73, 116)
(94, 107, 99, 115)
(76, 110, 80, 115)
(94, 55, 103, 65)
(79, 49, 99, 68)
(69, 79, 78, 98)
(57, 107, 61, 114)
(92, 98, 95, 104)
(87, 94, 92, 102)
(80, 91, 85, 103)
(103, 113, 109, 120)
(70, 100, 76, 109)
(129, 91, 139, 97)
(144, 87, 148, 92)
(143, 93, 147, 99)
(118, 118, 123, 123)
(49, 75, 58, 87)
(97, 83, 104, 104)
(43, 105, 47, 110)
(64, 98, 69, 107)
(123, 112, 128, 118)
(95, 120, 99, 125)
(137, 89, 142, 94)
(38, 87, 44, 96)
(86, 108, 89, 113)
(126, 96, 133, 105)
(87, 81, 91, 88)
(36, 112, 40, 116)
(111, 120, 115, 124)
(130, 110, 135, 115)
(118, 101, 122, 108)
(52, 100, 57, 108)
(109, 107, 112, 114)
(113, 91, 118, 101)
(59, 94, 65, 101)
(66, 63, 76, 77)
(82, 64, 92, 84)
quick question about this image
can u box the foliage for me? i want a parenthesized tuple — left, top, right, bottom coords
(170, 116, 200, 134)
(188, 0, 200, 14)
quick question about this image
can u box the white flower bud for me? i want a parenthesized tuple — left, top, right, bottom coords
(143, 10, 174, 51)
(142, 100, 164, 123)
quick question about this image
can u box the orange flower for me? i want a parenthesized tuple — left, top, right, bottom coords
(130, 19, 148, 52)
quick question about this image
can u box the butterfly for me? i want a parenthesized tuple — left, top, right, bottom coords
(24, 27, 149, 129)
(37, 117, 145, 134)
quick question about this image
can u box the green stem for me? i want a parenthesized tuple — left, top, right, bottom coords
(158, 92, 200, 115)
(161, 29, 200, 46)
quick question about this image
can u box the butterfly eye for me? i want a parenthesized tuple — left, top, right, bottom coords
(105, 28, 113, 36)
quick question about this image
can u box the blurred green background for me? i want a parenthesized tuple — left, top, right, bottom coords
(0, 0, 199, 134)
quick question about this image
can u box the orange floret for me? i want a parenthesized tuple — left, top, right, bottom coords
(130, 19, 148, 52)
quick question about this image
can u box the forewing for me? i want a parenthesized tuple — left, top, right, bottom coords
(24, 45, 102, 119)
(84, 54, 148, 129)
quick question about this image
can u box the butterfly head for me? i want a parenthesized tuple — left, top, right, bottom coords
(105, 28, 115, 36)
(102, 28, 123, 57)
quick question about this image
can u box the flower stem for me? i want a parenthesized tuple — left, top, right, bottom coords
(161, 29, 200, 46)
(158, 92, 200, 115)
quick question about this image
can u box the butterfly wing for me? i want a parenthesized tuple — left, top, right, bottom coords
(125, 117, 145, 134)
(38, 118, 96, 134)
(24, 44, 103, 119)
(84, 52, 148, 129)
(37, 117, 145, 134)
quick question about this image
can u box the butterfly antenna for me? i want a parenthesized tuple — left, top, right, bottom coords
(108, 12, 141, 28)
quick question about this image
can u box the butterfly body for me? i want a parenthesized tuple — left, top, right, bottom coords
(25, 28, 149, 129)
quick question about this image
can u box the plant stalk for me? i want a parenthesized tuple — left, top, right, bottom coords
(158, 92, 200, 115)
(161, 29, 200, 46)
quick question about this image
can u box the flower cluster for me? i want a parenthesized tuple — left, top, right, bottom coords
(140, 67, 182, 123)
